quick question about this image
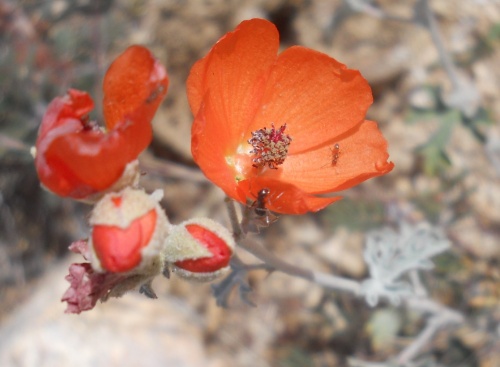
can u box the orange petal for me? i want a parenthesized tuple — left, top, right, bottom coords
(187, 19, 279, 147)
(249, 46, 373, 153)
(191, 98, 246, 202)
(35, 90, 158, 199)
(103, 45, 169, 130)
(269, 120, 394, 193)
(36, 46, 168, 199)
(37, 89, 94, 141)
(43, 117, 143, 197)
(34, 90, 106, 198)
(240, 178, 342, 215)
(92, 209, 157, 273)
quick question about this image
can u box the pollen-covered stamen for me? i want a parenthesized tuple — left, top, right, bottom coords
(248, 123, 292, 169)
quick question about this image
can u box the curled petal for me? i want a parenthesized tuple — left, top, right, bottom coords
(35, 93, 142, 198)
(37, 89, 94, 141)
(68, 239, 91, 260)
(61, 261, 142, 314)
(62, 262, 111, 314)
(240, 178, 342, 215)
(103, 45, 168, 130)
(35, 46, 168, 199)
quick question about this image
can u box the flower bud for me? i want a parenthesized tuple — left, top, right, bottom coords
(89, 188, 170, 274)
(162, 218, 235, 282)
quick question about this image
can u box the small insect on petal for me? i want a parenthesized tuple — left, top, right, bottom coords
(319, 143, 341, 169)
(324, 143, 341, 167)
(331, 143, 340, 166)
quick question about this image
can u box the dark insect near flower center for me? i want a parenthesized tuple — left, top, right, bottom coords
(253, 188, 271, 217)
(243, 187, 280, 232)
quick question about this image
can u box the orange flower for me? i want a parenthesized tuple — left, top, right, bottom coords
(35, 46, 168, 200)
(187, 19, 394, 214)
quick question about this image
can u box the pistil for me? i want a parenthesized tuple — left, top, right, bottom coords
(248, 123, 292, 169)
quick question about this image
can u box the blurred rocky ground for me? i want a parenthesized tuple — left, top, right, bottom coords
(0, 0, 499, 366)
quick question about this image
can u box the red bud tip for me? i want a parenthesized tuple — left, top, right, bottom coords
(89, 188, 170, 274)
(92, 209, 157, 273)
(161, 218, 235, 282)
(111, 196, 123, 207)
(174, 224, 233, 273)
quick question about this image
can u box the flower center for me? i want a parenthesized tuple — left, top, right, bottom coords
(248, 123, 292, 169)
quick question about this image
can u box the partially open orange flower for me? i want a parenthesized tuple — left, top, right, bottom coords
(188, 19, 394, 214)
(35, 45, 168, 200)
